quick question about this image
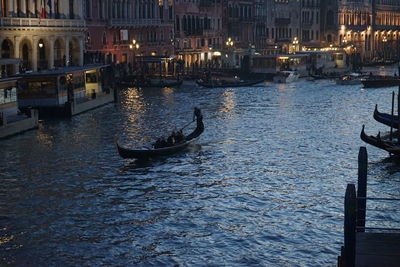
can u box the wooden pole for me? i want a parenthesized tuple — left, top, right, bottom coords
(398, 85, 400, 144)
(391, 91, 395, 141)
(344, 183, 357, 267)
(357, 146, 368, 232)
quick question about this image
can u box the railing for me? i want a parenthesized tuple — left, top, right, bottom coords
(339, 147, 400, 267)
(110, 19, 172, 27)
(0, 17, 85, 28)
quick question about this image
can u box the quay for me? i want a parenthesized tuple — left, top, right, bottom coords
(338, 147, 400, 267)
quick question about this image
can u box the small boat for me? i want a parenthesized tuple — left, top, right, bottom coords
(273, 71, 300, 83)
(120, 78, 183, 88)
(335, 73, 363, 85)
(361, 75, 400, 88)
(195, 79, 263, 88)
(360, 125, 400, 155)
(116, 108, 204, 159)
(373, 104, 400, 129)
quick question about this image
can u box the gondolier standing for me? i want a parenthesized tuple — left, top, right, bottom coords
(186, 107, 204, 140)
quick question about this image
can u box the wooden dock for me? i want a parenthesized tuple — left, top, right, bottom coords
(355, 232, 400, 266)
(338, 147, 400, 267)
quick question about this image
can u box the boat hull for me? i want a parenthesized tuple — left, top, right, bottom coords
(360, 125, 400, 155)
(361, 78, 400, 88)
(195, 79, 263, 88)
(116, 137, 198, 159)
(373, 104, 400, 129)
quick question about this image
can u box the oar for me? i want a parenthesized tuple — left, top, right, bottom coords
(179, 120, 195, 132)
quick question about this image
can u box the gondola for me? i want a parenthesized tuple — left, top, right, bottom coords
(373, 104, 400, 129)
(116, 108, 204, 159)
(360, 125, 400, 155)
(195, 79, 263, 88)
(361, 76, 400, 88)
(120, 79, 183, 88)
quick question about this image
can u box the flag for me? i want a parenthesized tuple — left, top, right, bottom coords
(47, 0, 52, 17)
(41, 0, 45, 18)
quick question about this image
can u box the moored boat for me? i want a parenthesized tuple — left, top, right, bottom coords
(121, 78, 183, 88)
(116, 107, 204, 159)
(360, 125, 400, 155)
(273, 71, 300, 83)
(361, 75, 400, 88)
(195, 79, 263, 88)
(335, 73, 363, 85)
(373, 104, 400, 129)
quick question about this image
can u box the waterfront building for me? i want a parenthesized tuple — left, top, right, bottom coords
(320, 0, 338, 47)
(225, 0, 256, 67)
(256, 0, 301, 54)
(174, 0, 223, 70)
(373, 0, 400, 62)
(300, 0, 321, 49)
(338, 0, 400, 62)
(85, 0, 175, 66)
(0, 0, 86, 73)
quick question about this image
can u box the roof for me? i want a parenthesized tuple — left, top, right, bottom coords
(18, 64, 109, 77)
(0, 58, 22, 66)
(137, 56, 174, 63)
(252, 54, 309, 58)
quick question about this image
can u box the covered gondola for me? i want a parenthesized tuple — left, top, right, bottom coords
(195, 79, 263, 88)
(373, 104, 400, 129)
(360, 125, 400, 156)
(116, 108, 204, 159)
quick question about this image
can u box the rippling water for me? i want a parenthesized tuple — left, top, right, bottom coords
(1, 80, 400, 266)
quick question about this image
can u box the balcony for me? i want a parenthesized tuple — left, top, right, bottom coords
(0, 17, 85, 28)
(110, 19, 173, 27)
(275, 18, 291, 25)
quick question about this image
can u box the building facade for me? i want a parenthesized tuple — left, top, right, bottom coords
(174, 0, 224, 69)
(0, 0, 85, 74)
(85, 0, 175, 66)
(338, 0, 400, 62)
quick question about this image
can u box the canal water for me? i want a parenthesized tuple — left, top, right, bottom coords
(1, 80, 400, 266)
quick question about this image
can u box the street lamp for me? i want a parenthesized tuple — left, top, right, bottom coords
(226, 37, 234, 47)
(382, 35, 388, 60)
(292, 37, 299, 54)
(225, 37, 234, 68)
(129, 39, 140, 74)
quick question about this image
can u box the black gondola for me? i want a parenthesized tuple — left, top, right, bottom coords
(116, 108, 204, 159)
(120, 79, 183, 88)
(360, 125, 400, 155)
(373, 104, 400, 129)
(195, 79, 263, 88)
(361, 76, 400, 88)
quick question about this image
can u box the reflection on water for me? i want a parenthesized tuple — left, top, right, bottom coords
(1, 80, 400, 266)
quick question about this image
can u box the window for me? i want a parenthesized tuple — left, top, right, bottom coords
(0, 87, 17, 104)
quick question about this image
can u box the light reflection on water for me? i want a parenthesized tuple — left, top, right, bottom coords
(1, 80, 400, 266)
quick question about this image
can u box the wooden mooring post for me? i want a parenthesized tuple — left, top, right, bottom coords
(344, 183, 357, 267)
(357, 147, 367, 232)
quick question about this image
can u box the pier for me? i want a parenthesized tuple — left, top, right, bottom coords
(338, 147, 400, 267)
